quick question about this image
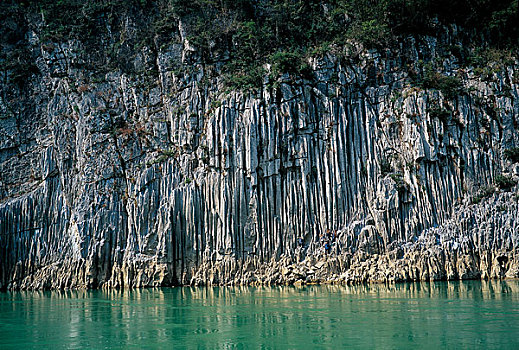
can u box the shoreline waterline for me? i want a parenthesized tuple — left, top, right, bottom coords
(1, 280, 519, 348)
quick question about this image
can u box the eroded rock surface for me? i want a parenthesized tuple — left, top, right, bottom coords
(1, 14, 518, 289)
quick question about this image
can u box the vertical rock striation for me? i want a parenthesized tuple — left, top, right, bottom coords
(1, 16, 518, 289)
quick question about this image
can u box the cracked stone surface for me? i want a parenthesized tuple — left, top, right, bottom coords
(1, 16, 518, 290)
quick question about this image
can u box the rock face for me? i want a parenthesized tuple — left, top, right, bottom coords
(1, 13, 518, 289)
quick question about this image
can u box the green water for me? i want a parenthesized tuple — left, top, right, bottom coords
(1, 281, 519, 349)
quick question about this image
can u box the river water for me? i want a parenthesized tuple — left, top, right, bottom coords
(1, 280, 518, 349)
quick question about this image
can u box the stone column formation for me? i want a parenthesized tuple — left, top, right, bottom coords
(0, 27, 518, 290)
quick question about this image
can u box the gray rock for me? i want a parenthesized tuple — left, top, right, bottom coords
(1, 19, 518, 290)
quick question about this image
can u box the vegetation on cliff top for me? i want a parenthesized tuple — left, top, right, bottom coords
(1, 0, 518, 90)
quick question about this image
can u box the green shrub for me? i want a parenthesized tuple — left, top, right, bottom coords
(503, 148, 519, 163)
(495, 174, 517, 190)
(468, 48, 514, 80)
(422, 64, 464, 99)
(471, 186, 495, 204)
(380, 158, 392, 176)
(348, 20, 390, 49)
(224, 66, 266, 92)
(469, 48, 514, 67)
(427, 106, 451, 122)
(161, 149, 177, 158)
(390, 172, 407, 193)
(269, 51, 311, 79)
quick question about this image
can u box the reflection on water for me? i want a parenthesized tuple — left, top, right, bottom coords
(1, 280, 519, 349)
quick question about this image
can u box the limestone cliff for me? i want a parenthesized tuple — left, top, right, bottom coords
(1, 4, 518, 289)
